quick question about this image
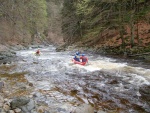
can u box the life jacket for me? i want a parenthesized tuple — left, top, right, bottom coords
(36, 50, 40, 54)
(80, 56, 88, 63)
(74, 55, 80, 62)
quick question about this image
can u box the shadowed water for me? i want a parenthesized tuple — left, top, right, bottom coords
(5, 46, 150, 113)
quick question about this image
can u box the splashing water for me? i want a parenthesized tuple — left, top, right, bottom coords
(14, 46, 150, 113)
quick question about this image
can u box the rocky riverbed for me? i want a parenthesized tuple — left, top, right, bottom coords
(0, 70, 105, 113)
(0, 45, 150, 113)
(0, 45, 103, 113)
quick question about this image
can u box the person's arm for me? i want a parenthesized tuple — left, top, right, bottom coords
(86, 57, 88, 63)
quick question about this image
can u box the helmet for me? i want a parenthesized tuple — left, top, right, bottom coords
(76, 52, 79, 55)
(82, 54, 85, 56)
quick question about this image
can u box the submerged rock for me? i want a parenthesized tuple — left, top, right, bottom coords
(10, 97, 30, 109)
(73, 104, 94, 113)
(144, 55, 150, 61)
(0, 82, 4, 92)
(139, 84, 150, 102)
(20, 99, 35, 113)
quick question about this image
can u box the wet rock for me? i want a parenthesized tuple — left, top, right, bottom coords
(57, 107, 67, 112)
(31, 109, 38, 113)
(56, 45, 66, 52)
(20, 99, 35, 113)
(139, 84, 150, 102)
(108, 79, 118, 84)
(97, 110, 107, 113)
(0, 95, 4, 103)
(16, 83, 27, 90)
(14, 108, 22, 113)
(73, 104, 94, 113)
(44, 111, 50, 113)
(33, 92, 42, 98)
(8, 110, 15, 113)
(1, 111, 6, 113)
(5, 101, 11, 106)
(144, 55, 150, 61)
(27, 45, 44, 50)
(0, 56, 4, 60)
(10, 97, 30, 109)
(0, 81, 4, 92)
(4, 98, 9, 103)
(0, 78, 7, 81)
(10, 44, 25, 51)
(3, 62, 7, 64)
(0, 102, 3, 108)
(0, 51, 16, 57)
(3, 104, 10, 111)
(4, 98, 12, 103)
(37, 106, 45, 113)
(29, 82, 34, 87)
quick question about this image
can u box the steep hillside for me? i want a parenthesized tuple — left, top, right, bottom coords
(0, 0, 64, 47)
(46, 0, 64, 45)
(80, 21, 150, 48)
(61, 0, 150, 56)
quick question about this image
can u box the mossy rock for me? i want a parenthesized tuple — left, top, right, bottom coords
(144, 55, 150, 61)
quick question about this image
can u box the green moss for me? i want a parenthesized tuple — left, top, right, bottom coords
(0, 65, 16, 72)
(0, 72, 25, 77)
(8, 89, 31, 98)
(0, 72, 27, 82)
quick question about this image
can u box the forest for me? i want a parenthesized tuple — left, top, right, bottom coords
(0, 0, 63, 45)
(62, 0, 150, 55)
(0, 0, 150, 55)
(0, 1, 150, 113)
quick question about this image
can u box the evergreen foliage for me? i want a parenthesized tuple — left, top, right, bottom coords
(61, 0, 150, 47)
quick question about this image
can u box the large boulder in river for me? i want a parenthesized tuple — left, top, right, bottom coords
(10, 97, 30, 109)
(10, 97, 36, 113)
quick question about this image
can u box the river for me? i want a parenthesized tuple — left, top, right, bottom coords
(5, 45, 150, 113)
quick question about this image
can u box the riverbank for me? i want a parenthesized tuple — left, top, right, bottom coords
(0, 44, 17, 65)
(0, 44, 46, 65)
(56, 44, 150, 63)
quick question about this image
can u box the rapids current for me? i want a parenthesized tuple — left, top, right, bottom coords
(7, 46, 150, 112)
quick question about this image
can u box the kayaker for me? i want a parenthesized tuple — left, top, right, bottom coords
(80, 54, 88, 65)
(73, 52, 80, 62)
(35, 49, 40, 55)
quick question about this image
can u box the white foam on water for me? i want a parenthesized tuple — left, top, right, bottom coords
(17, 47, 150, 84)
(70, 60, 127, 72)
(91, 60, 126, 69)
(17, 50, 35, 57)
(134, 67, 150, 77)
(127, 73, 150, 85)
(35, 81, 54, 90)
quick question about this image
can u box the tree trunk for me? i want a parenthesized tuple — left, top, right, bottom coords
(136, 1, 140, 45)
(120, 26, 125, 48)
(136, 18, 140, 45)
(130, 17, 135, 48)
(119, 2, 125, 48)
